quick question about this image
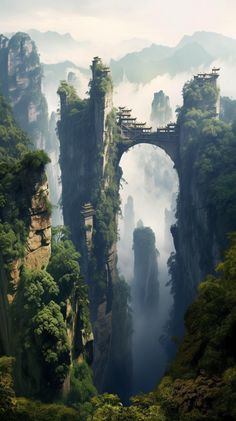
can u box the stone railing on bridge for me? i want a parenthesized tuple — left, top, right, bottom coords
(117, 107, 179, 141)
(116, 107, 180, 165)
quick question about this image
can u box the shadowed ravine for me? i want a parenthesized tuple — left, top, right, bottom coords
(118, 145, 178, 395)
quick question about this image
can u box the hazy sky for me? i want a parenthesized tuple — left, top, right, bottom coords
(1, 0, 236, 46)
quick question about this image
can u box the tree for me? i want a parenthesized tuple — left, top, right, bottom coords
(32, 301, 70, 389)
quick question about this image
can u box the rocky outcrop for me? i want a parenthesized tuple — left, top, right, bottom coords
(132, 226, 160, 394)
(25, 177, 51, 270)
(0, 32, 49, 150)
(7, 174, 52, 304)
(167, 72, 222, 347)
(0, 32, 63, 227)
(0, 169, 51, 360)
(151, 90, 172, 127)
(133, 226, 159, 313)
(58, 59, 113, 254)
(58, 58, 118, 391)
(58, 58, 133, 398)
(67, 71, 81, 93)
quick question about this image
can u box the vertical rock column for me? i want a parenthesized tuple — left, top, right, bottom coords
(0, 32, 49, 150)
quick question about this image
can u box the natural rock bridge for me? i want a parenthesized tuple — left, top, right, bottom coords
(117, 107, 180, 165)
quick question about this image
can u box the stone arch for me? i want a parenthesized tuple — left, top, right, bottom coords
(116, 107, 180, 167)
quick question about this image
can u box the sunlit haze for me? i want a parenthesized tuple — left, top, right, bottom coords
(1, 0, 236, 64)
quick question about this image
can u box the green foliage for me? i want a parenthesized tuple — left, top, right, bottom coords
(95, 189, 119, 255)
(0, 101, 51, 274)
(57, 81, 89, 121)
(48, 226, 92, 336)
(13, 268, 71, 394)
(102, 235, 236, 421)
(220, 96, 236, 123)
(31, 301, 70, 389)
(178, 77, 236, 248)
(0, 94, 30, 159)
(11, 226, 92, 398)
(19, 150, 50, 170)
(93, 110, 122, 266)
(48, 228, 80, 300)
(0, 357, 81, 420)
(157, 375, 226, 421)
(0, 357, 16, 420)
(0, 96, 51, 272)
(182, 79, 219, 112)
(89, 61, 113, 97)
(194, 124, 236, 240)
(23, 269, 59, 315)
(66, 361, 97, 411)
(89, 393, 166, 421)
(14, 398, 79, 421)
(89, 109, 123, 302)
(157, 235, 236, 420)
(0, 92, 94, 408)
(57, 81, 78, 102)
(0, 223, 25, 271)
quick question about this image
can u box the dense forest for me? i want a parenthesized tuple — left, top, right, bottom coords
(0, 94, 96, 419)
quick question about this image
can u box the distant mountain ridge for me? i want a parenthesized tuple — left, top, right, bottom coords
(28, 29, 84, 50)
(177, 31, 236, 59)
(110, 31, 236, 84)
(4, 29, 235, 85)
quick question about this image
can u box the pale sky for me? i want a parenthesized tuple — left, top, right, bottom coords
(1, 0, 236, 47)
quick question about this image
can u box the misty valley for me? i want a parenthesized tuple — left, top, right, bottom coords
(0, 26, 236, 421)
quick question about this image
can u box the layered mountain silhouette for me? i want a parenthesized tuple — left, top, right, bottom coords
(110, 31, 236, 84)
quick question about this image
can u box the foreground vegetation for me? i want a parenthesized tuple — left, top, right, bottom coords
(0, 94, 96, 418)
(2, 234, 236, 419)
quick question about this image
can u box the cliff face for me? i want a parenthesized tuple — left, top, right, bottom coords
(167, 72, 223, 344)
(58, 58, 129, 393)
(0, 32, 63, 225)
(58, 58, 115, 271)
(0, 32, 49, 150)
(151, 90, 172, 127)
(0, 156, 93, 399)
(0, 169, 52, 355)
(24, 177, 51, 270)
(0, 92, 52, 356)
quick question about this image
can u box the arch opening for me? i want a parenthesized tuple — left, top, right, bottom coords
(118, 143, 179, 395)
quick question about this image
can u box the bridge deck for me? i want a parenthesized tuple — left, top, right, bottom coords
(117, 109, 180, 164)
(119, 123, 179, 145)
